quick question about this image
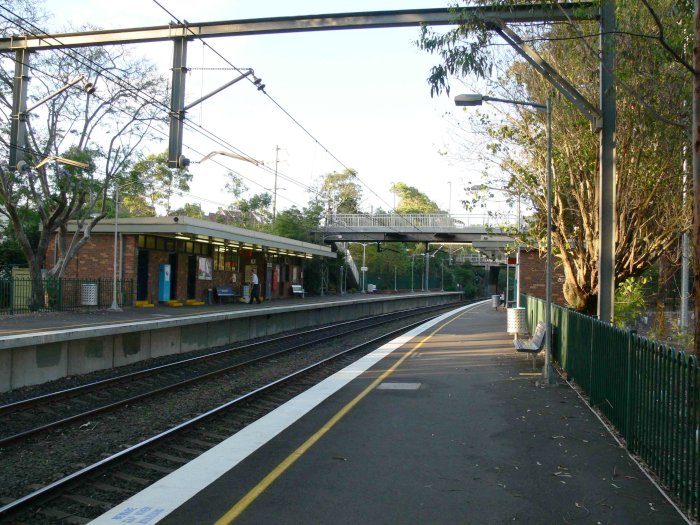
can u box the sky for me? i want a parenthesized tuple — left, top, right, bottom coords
(36, 0, 493, 217)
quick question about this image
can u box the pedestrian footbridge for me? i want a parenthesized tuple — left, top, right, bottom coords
(318, 213, 517, 261)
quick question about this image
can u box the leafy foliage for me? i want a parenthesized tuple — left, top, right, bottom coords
(318, 169, 362, 214)
(614, 276, 649, 328)
(422, 1, 691, 313)
(391, 182, 442, 214)
(120, 152, 192, 216)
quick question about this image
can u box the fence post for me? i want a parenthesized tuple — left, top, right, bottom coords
(57, 278, 63, 311)
(624, 330, 636, 450)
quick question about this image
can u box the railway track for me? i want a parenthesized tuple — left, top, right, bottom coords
(0, 304, 444, 447)
(0, 304, 461, 523)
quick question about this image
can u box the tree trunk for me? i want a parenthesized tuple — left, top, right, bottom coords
(693, 0, 700, 354)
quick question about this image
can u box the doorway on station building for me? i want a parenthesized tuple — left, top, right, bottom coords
(136, 250, 149, 301)
(168, 253, 179, 300)
(187, 255, 196, 299)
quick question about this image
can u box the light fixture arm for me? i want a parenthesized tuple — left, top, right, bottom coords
(195, 150, 261, 166)
(183, 69, 254, 111)
(10, 63, 95, 168)
(25, 75, 87, 113)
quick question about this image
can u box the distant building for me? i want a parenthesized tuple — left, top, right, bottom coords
(48, 216, 334, 304)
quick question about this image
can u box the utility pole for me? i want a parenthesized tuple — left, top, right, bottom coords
(272, 145, 280, 222)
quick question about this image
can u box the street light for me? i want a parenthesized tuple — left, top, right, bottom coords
(457, 93, 554, 384)
(409, 251, 420, 292)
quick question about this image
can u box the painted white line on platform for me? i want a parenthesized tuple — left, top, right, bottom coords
(88, 301, 485, 524)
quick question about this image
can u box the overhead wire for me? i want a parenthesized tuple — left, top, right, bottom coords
(1, 4, 425, 243)
(0, 7, 316, 210)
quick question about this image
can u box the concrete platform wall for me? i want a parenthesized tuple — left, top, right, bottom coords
(0, 293, 463, 392)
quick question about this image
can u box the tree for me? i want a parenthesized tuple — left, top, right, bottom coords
(419, 1, 691, 317)
(391, 182, 442, 214)
(0, 6, 169, 308)
(171, 202, 205, 219)
(236, 192, 273, 229)
(271, 201, 323, 242)
(318, 169, 362, 215)
(120, 152, 192, 215)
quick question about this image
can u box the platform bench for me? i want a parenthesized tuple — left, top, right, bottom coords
(214, 286, 237, 304)
(291, 284, 306, 298)
(514, 321, 546, 367)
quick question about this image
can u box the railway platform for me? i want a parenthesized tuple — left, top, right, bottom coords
(0, 291, 436, 337)
(0, 291, 461, 392)
(90, 301, 687, 524)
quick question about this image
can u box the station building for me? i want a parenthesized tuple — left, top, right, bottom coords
(48, 216, 334, 304)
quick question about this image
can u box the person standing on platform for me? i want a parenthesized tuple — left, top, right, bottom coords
(249, 269, 261, 304)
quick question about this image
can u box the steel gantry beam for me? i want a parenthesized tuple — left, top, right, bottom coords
(0, 5, 597, 51)
(2, 4, 599, 168)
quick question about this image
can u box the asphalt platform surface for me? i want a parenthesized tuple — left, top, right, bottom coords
(97, 301, 686, 525)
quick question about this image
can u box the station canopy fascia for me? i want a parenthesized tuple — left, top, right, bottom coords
(75, 216, 334, 259)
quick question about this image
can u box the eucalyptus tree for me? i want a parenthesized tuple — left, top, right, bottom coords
(318, 168, 363, 216)
(391, 182, 442, 214)
(419, 1, 691, 319)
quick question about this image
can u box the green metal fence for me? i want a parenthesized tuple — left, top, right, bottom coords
(523, 294, 700, 518)
(0, 277, 135, 314)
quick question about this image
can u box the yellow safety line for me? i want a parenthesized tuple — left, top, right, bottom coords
(214, 310, 468, 524)
(0, 310, 235, 335)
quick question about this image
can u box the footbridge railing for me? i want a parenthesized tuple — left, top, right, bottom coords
(324, 213, 518, 230)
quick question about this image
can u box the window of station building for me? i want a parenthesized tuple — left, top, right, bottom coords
(214, 246, 238, 271)
(138, 235, 216, 256)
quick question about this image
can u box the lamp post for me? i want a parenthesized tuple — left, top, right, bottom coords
(441, 261, 444, 292)
(410, 252, 418, 292)
(110, 184, 121, 311)
(448, 181, 452, 218)
(362, 242, 368, 293)
(457, 93, 554, 384)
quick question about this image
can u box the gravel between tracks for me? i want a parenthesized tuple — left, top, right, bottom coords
(0, 309, 447, 505)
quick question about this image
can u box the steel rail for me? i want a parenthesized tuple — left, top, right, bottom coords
(0, 304, 451, 446)
(0, 304, 430, 415)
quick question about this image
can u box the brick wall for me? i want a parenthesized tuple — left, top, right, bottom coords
(47, 233, 138, 280)
(518, 248, 566, 305)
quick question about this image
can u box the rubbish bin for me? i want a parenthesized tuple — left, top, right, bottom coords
(81, 283, 98, 306)
(507, 307, 527, 335)
(491, 294, 501, 309)
(206, 288, 213, 305)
